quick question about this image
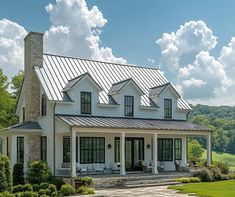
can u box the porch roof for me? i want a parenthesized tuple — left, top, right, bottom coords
(1, 121, 42, 133)
(56, 115, 210, 132)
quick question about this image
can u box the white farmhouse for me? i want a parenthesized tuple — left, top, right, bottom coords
(0, 32, 211, 177)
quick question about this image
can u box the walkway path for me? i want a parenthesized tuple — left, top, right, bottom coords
(75, 185, 194, 197)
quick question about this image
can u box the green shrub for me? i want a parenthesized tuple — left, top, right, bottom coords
(13, 163, 25, 186)
(32, 184, 40, 192)
(59, 184, 75, 196)
(40, 195, 49, 197)
(39, 182, 49, 190)
(77, 186, 95, 194)
(27, 161, 50, 184)
(228, 172, 235, 179)
(38, 189, 47, 195)
(211, 167, 223, 181)
(189, 177, 201, 182)
(48, 184, 57, 193)
(51, 191, 57, 196)
(0, 191, 15, 197)
(194, 168, 213, 182)
(23, 184, 33, 192)
(13, 185, 24, 193)
(81, 176, 93, 186)
(47, 175, 64, 190)
(21, 191, 38, 197)
(175, 177, 190, 183)
(1, 156, 12, 191)
(0, 160, 6, 192)
(213, 161, 230, 174)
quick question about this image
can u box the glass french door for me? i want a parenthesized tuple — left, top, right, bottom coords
(125, 138, 144, 171)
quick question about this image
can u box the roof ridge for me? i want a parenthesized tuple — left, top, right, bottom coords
(43, 53, 160, 71)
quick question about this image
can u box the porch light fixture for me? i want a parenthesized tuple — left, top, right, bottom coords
(108, 144, 112, 149)
(147, 144, 150, 149)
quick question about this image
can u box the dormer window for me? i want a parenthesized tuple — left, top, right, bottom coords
(164, 99, 172, 119)
(81, 92, 91, 114)
(41, 94, 47, 116)
(124, 96, 134, 116)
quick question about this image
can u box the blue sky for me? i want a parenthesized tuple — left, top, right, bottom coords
(1, 0, 235, 105)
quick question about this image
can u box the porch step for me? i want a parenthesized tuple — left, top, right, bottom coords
(122, 178, 180, 188)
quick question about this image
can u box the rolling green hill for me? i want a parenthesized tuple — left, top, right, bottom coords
(203, 151, 235, 171)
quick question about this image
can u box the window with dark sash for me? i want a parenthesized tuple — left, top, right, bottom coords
(22, 107, 25, 122)
(41, 136, 47, 161)
(80, 137, 105, 164)
(63, 136, 70, 162)
(114, 137, 120, 162)
(81, 92, 91, 114)
(164, 99, 172, 119)
(17, 137, 24, 164)
(158, 139, 173, 161)
(124, 96, 134, 116)
(41, 94, 47, 116)
(174, 139, 182, 160)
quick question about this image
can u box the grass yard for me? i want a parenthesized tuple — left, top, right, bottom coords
(203, 151, 235, 171)
(168, 180, 235, 197)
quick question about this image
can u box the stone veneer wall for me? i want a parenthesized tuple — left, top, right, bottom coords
(26, 135, 41, 161)
(24, 32, 44, 122)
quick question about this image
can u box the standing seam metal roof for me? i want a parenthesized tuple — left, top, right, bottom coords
(35, 54, 191, 110)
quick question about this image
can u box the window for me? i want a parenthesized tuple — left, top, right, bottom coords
(164, 99, 172, 119)
(63, 136, 70, 162)
(22, 107, 25, 122)
(41, 94, 47, 116)
(41, 137, 47, 161)
(158, 139, 173, 161)
(174, 139, 182, 160)
(80, 137, 105, 164)
(81, 92, 91, 114)
(17, 137, 24, 164)
(114, 137, 120, 162)
(124, 96, 134, 116)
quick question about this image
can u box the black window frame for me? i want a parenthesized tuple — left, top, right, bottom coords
(41, 94, 47, 116)
(63, 136, 70, 162)
(174, 138, 182, 160)
(81, 92, 92, 115)
(158, 138, 173, 161)
(114, 137, 120, 162)
(124, 95, 134, 116)
(80, 137, 105, 164)
(22, 107, 25, 122)
(17, 137, 24, 164)
(164, 99, 172, 119)
(40, 136, 47, 161)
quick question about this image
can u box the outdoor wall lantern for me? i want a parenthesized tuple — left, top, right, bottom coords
(147, 144, 151, 149)
(108, 144, 112, 149)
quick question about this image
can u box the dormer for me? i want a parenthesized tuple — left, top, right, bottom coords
(108, 78, 144, 96)
(149, 82, 180, 99)
(63, 72, 103, 93)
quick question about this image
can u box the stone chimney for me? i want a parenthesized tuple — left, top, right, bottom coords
(24, 32, 44, 122)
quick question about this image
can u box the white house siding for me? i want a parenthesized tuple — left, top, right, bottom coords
(54, 77, 188, 120)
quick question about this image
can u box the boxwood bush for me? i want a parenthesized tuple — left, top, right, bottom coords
(13, 163, 25, 186)
(194, 168, 213, 182)
(59, 184, 75, 196)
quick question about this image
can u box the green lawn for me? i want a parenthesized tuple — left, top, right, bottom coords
(203, 151, 235, 171)
(168, 180, 235, 197)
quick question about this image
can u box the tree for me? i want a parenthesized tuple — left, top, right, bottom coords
(0, 69, 17, 129)
(213, 128, 228, 152)
(11, 70, 24, 99)
(188, 139, 204, 164)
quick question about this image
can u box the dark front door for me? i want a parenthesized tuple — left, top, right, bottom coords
(125, 138, 144, 171)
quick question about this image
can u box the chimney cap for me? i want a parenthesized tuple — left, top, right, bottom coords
(24, 32, 44, 41)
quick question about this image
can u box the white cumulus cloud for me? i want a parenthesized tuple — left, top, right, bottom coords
(0, 18, 27, 79)
(44, 0, 126, 63)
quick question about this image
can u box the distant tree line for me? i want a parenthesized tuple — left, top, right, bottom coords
(189, 105, 235, 154)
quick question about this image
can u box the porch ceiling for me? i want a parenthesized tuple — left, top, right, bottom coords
(56, 114, 210, 132)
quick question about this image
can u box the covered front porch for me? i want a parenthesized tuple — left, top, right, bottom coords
(55, 116, 212, 177)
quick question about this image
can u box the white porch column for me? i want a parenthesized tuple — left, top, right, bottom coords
(71, 130, 77, 178)
(207, 132, 212, 166)
(11, 135, 17, 168)
(120, 132, 126, 175)
(152, 133, 158, 174)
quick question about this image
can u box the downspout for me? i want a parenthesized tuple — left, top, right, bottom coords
(53, 102, 57, 175)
